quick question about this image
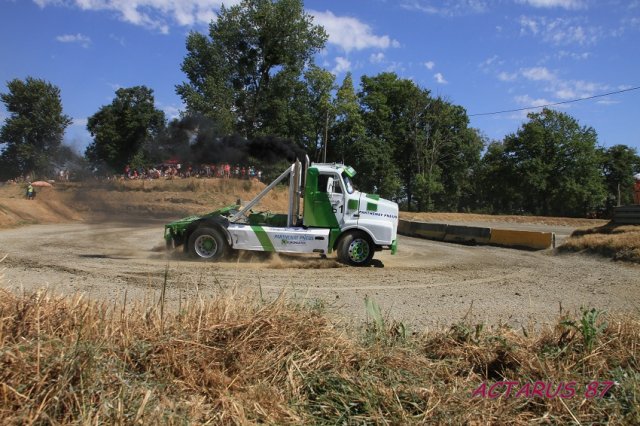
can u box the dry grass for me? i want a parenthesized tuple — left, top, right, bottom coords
(1, 276, 638, 424)
(559, 224, 640, 263)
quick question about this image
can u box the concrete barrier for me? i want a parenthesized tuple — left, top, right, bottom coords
(397, 219, 416, 236)
(397, 219, 555, 250)
(443, 224, 491, 244)
(613, 205, 640, 225)
(489, 228, 555, 250)
(414, 223, 447, 240)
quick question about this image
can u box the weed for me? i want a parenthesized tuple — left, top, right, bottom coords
(364, 296, 407, 343)
(561, 307, 608, 352)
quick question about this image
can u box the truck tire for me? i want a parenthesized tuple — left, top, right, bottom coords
(188, 227, 228, 261)
(337, 231, 374, 266)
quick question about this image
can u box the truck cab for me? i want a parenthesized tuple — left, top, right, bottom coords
(303, 163, 398, 263)
(164, 160, 399, 266)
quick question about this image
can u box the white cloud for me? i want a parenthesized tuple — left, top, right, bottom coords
(385, 61, 405, 73)
(370, 52, 385, 64)
(498, 71, 517, 82)
(521, 66, 555, 81)
(56, 33, 91, 48)
(109, 33, 126, 46)
(515, 94, 552, 107)
(71, 117, 88, 127)
(34, 0, 241, 33)
(596, 99, 620, 105)
(401, 0, 488, 16)
(434, 73, 448, 84)
(517, 0, 585, 9)
(310, 10, 399, 52)
(478, 55, 503, 73)
(556, 50, 590, 60)
(553, 80, 608, 99)
(519, 15, 603, 45)
(424, 61, 435, 70)
(332, 57, 352, 74)
(157, 102, 182, 120)
(495, 64, 609, 103)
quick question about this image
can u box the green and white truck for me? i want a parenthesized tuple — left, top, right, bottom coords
(164, 158, 398, 266)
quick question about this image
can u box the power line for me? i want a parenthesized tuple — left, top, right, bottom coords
(468, 85, 640, 117)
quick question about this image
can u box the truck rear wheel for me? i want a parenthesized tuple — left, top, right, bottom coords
(337, 231, 374, 266)
(188, 227, 227, 261)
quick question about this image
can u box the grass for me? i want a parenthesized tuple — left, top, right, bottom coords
(559, 223, 640, 263)
(1, 276, 638, 424)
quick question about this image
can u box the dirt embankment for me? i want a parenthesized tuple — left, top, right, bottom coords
(2, 179, 611, 230)
(0, 178, 286, 228)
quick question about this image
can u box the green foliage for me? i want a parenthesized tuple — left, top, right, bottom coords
(85, 86, 165, 172)
(303, 65, 336, 161)
(0, 77, 72, 179)
(365, 296, 385, 333)
(561, 307, 608, 352)
(331, 73, 365, 164)
(600, 144, 640, 210)
(450, 321, 485, 344)
(347, 73, 482, 209)
(364, 296, 407, 343)
(481, 108, 606, 216)
(177, 0, 327, 138)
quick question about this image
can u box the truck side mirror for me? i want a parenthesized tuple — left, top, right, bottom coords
(326, 177, 334, 193)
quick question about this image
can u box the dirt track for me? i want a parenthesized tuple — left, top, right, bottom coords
(1, 219, 638, 330)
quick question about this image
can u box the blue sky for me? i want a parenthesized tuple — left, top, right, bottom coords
(1, 0, 639, 154)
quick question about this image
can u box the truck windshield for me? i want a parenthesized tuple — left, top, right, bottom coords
(343, 174, 355, 194)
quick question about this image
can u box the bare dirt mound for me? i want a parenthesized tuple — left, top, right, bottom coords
(0, 178, 287, 228)
(0, 183, 83, 228)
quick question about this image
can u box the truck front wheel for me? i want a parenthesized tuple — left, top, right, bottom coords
(337, 231, 374, 266)
(188, 227, 227, 261)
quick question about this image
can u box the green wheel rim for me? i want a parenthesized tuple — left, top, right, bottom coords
(194, 235, 218, 258)
(347, 238, 370, 263)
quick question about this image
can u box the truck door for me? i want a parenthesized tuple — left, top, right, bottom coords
(326, 175, 345, 226)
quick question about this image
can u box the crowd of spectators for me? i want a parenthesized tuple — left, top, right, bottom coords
(123, 163, 263, 181)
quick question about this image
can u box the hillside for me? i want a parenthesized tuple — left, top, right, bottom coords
(0, 178, 287, 228)
(1, 178, 610, 230)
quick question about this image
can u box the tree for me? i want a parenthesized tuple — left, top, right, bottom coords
(600, 144, 640, 210)
(356, 72, 418, 199)
(354, 72, 481, 210)
(488, 108, 606, 217)
(303, 65, 335, 161)
(332, 73, 365, 164)
(476, 140, 522, 213)
(85, 86, 165, 172)
(176, 0, 327, 138)
(0, 77, 72, 179)
(422, 99, 483, 211)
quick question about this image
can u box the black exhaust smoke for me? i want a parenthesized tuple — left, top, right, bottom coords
(164, 114, 306, 165)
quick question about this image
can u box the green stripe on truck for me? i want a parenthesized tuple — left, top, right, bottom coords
(251, 225, 275, 252)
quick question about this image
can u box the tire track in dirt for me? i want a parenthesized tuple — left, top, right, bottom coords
(1, 222, 639, 328)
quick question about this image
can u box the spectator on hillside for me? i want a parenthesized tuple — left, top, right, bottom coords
(26, 182, 35, 200)
(634, 173, 640, 204)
